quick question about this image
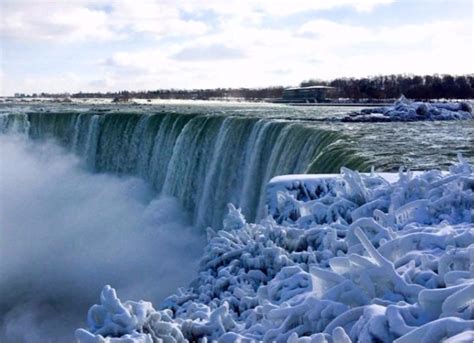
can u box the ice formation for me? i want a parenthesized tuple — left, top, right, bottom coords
(342, 96, 472, 122)
(76, 156, 473, 342)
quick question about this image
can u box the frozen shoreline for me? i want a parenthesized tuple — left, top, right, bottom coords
(342, 96, 472, 122)
(76, 157, 474, 343)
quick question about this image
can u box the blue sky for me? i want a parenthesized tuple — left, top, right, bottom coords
(0, 0, 472, 95)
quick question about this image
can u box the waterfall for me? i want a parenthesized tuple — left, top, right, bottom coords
(1, 111, 368, 228)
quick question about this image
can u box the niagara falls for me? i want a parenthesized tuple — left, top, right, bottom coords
(0, 1, 473, 343)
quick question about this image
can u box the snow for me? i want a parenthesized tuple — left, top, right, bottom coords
(342, 96, 473, 122)
(76, 155, 473, 342)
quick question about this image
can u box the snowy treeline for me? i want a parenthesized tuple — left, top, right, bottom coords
(76, 156, 473, 343)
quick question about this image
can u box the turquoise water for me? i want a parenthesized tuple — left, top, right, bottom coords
(1, 101, 472, 227)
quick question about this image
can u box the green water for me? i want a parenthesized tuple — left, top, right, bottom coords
(1, 101, 472, 227)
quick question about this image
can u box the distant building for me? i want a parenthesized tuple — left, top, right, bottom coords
(277, 86, 335, 103)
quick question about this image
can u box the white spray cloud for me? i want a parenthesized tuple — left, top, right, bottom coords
(0, 134, 205, 342)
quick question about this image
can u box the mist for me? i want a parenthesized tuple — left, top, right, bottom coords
(0, 134, 205, 342)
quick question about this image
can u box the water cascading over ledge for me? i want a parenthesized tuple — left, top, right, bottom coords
(1, 111, 369, 228)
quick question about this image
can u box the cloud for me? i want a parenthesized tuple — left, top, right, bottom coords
(0, 2, 116, 42)
(94, 18, 472, 89)
(180, 0, 394, 18)
(297, 19, 472, 48)
(108, 1, 209, 37)
(0, 0, 209, 42)
(247, 0, 395, 15)
(1, 0, 472, 94)
(4, 16, 471, 95)
(0, 0, 395, 43)
(88, 77, 113, 88)
(172, 44, 246, 61)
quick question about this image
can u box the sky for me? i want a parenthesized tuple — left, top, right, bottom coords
(0, 0, 473, 95)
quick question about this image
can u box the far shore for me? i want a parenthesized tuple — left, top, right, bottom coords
(1, 96, 471, 108)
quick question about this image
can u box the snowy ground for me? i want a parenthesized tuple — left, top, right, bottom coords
(76, 157, 473, 343)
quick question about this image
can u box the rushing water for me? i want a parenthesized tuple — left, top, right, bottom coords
(1, 101, 472, 228)
(0, 100, 472, 342)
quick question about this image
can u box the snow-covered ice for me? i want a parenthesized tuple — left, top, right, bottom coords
(342, 96, 472, 122)
(76, 155, 473, 342)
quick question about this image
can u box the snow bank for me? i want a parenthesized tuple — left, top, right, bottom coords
(342, 96, 472, 122)
(76, 156, 473, 342)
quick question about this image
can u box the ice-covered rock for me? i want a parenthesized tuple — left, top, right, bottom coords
(77, 156, 474, 342)
(343, 96, 473, 122)
(75, 285, 185, 343)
